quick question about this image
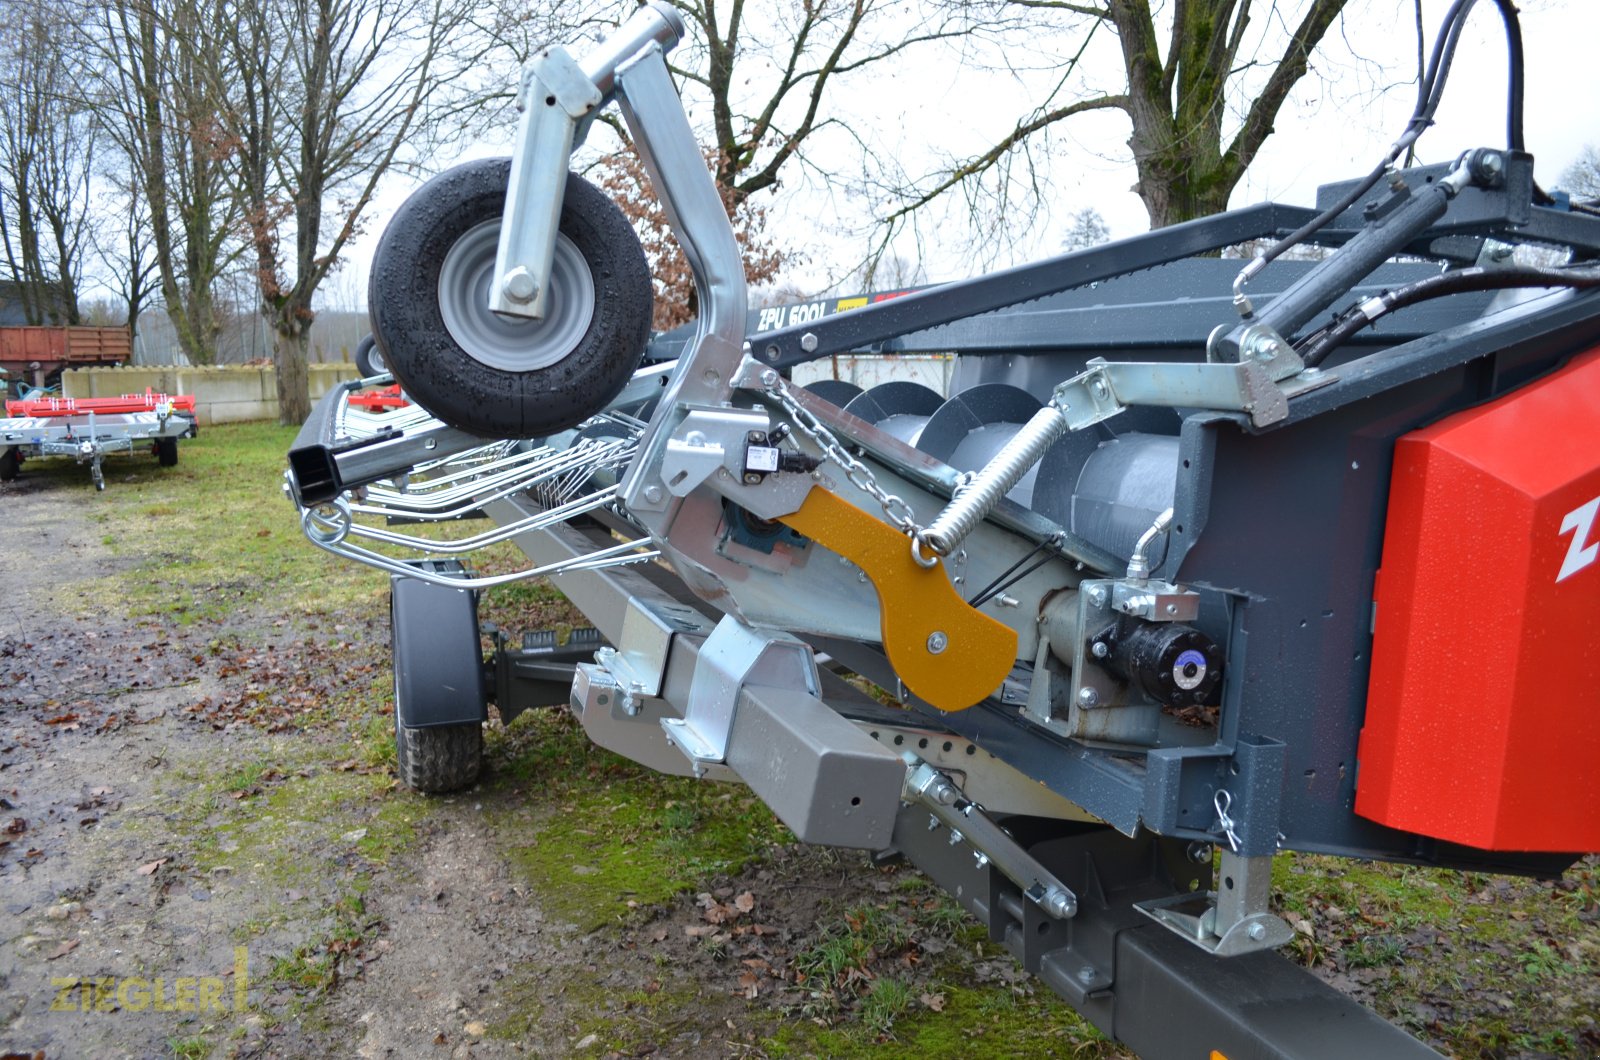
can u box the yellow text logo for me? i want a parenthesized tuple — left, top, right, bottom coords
(50, 946, 248, 1014)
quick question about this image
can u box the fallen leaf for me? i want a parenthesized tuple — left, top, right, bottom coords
(920, 992, 946, 1012)
(684, 925, 716, 938)
(738, 971, 760, 998)
(46, 939, 79, 960)
(734, 891, 755, 913)
(136, 858, 168, 876)
(464, 1022, 486, 1037)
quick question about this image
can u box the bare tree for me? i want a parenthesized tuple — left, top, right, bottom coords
(0, 0, 97, 325)
(657, 0, 965, 212)
(1058, 206, 1110, 252)
(569, 0, 962, 318)
(219, 0, 504, 424)
(1559, 144, 1600, 202)
(89, 176, 161, 346)
(89, 0, 242, 364)
(886, 0, 1350, 233)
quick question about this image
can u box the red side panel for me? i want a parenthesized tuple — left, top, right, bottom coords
(1356, 347, 1600, 852)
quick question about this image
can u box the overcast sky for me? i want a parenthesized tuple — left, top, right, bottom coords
(326, 0, 1600, 306)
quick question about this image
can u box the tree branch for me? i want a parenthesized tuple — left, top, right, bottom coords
(882, 93, 1128, 224)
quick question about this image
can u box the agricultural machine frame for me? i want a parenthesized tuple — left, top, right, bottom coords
(287, 4, 1600, 1055)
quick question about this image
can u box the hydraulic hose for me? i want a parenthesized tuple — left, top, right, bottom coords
(1298, 265, 1600, 367)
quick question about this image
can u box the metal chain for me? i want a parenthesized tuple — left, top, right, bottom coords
(765, 375, 930, 543)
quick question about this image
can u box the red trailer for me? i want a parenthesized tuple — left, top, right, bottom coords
(0, 326, 132, 390)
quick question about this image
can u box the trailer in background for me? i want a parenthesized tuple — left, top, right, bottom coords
(0, 326, 132, 391)
(1, 389, 198, 490)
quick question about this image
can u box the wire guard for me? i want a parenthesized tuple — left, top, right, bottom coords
(293, 392, 658, 590)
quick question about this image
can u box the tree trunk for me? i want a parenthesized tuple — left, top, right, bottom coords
(271, 308, 312, 425)
(164, 286, 218, 366)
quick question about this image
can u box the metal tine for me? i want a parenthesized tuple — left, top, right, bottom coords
(339, 486, 620, 555)
(387, 436, 627, 502)
(385, 443, 555, 496)
(301, 524, 659, 590)
(360, 446, 597, 513)
(338, 402, 437, 438)
(405, 439, 520, 478)
(355, 438, 636, 521)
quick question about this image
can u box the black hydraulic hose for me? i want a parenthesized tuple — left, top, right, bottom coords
(1239, 0, 1539, 295)
(1298, 265, 1600, 367)
(1234, 0, 1475, 297)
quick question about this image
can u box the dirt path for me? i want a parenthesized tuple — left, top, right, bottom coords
(0, 476, 903, 1060)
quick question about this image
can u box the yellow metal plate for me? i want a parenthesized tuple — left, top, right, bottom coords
(779, 489, 1017, 711)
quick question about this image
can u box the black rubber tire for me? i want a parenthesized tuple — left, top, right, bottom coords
(369, 159, 653, 439)
(394, 714, 483, 794)
(0, 446, 18, 481)
(353, 334, 385, 378)
(155, 438, 179, 467)
(390, 593, 484, 793)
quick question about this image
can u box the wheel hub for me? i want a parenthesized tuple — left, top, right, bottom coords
(437, 221, 596, 373)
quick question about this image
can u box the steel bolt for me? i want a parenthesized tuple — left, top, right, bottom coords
(1077, 687, 1100, 708)
(1076, 967, 1096, 985)
(973, 851, 990, 869)
(764, 344, 780, 362)
(926, 631, 948, 655)
(643, 485, 665, 504)
(501, 266, 538, 304)
(1086, 586, 1107, 607)
(1091, 380, 1108, 399)
(1249, 334, 1278, 361)
(742, 472, 762, 485)
(1247, 922, 1267, 941)
(800, 332, 819, 353)
(1090, 641, 1110, 659)
(759, 368, 779, 387)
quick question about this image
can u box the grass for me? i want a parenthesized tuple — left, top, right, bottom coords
(488, 709, 795, 928)
(47, 421, 384, 622)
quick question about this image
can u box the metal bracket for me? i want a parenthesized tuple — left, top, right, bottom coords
(1054, 358, 1291, 430)
(491, 46, 601, 319)
(1111, 579, 1200, 622)
(491, 3, 684, 320)
(592, 595, 685, 706)
(1134, 851, 1293, 956)
(1229, 322, 1306, 382)
(904, 757, 1078, 919)
(662, 615, 819, 768)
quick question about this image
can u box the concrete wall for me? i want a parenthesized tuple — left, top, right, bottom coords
(61, 364, 360, 424)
